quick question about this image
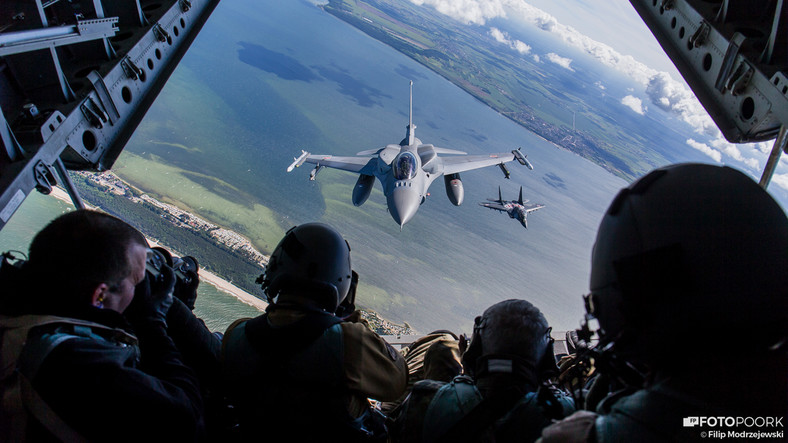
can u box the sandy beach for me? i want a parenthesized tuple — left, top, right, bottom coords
(197, 268, 267, 310)
(50, 186, 267, 312)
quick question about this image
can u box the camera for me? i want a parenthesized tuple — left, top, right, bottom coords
(145, 247, 198, 285)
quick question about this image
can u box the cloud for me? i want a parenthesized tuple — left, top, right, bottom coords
(644, 72, 718, 137)
(489, 27, 531, 54)
(410, 1, 702, 123)
(621, 95, 645, 115)
(772, 173, 788, 192)
(409, 0, 773, 177)
(489, 27, 507, 42)
(532, 54, 541, 62)
(710, 138, 761, 170)
(685, 138, 765, 171)
(408, 0, 507, 25)
(512, 40, 531, 54)
(545, 52, 574, 71)
(595, 81, 606, 90)
(686, 139, 722, 162)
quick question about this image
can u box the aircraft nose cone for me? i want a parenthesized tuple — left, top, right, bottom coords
(389, 187, 420, 227)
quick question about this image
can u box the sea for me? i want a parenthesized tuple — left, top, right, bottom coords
(0, 0, 631, 335)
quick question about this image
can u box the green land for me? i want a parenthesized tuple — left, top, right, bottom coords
(323, 0, 669, 181)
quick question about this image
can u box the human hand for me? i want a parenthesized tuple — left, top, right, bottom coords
(173, 264, 199, 311)
(127, 265, 175, 325)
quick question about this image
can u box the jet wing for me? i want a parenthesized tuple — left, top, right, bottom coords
(479, 202, 508, 212)
(429, 146, 467, 155)
(524, 204, 545, 214)
(301, 154, 375, 173)
(442, 152, 517, 175)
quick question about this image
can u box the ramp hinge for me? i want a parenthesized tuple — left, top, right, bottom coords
(33, 161, 57, 195)
(80, 97, 108, 129)
(689, 22, 710, 48)
(153, 23, 170, 43)
(725, 61, 754, 96)
(121, 56, 143, 80)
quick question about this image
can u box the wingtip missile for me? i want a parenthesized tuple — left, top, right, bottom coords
(286, 150, 309, 172)
(512, 148, 533, 170)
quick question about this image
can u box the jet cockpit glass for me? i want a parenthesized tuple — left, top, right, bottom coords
(393, 152, 418, 180)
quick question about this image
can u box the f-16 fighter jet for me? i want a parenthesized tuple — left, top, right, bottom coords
(287, 82, 531, 228)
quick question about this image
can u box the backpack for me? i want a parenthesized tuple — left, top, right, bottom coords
(0, 315, 137, 442)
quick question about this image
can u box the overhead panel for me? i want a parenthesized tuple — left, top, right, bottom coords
(630, 0, 788, 186)
(0, 0, 220, 230)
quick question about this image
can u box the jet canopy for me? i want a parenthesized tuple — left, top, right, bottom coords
(393, 152, 419, 180)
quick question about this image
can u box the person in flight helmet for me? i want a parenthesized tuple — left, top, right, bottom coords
(416, 299, 574, 443)
(540, 163, 788, 442)
(221, 223, 407, 442)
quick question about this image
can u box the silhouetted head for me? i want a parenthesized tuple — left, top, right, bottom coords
(462, 299, 552, 384)
(260, 223, 352, 313)
(588, 163, 788, 366)
(26, 209, 148, 312)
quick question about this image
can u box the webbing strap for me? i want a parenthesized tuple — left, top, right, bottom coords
(0, 315, 135, 442)
(19, 372, 88, 443)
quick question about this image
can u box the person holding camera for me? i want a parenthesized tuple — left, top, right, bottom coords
(0, 209, 206, 441)
(221, 223, 408, 442)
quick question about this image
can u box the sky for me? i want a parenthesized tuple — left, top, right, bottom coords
(407, 0, 788, 194)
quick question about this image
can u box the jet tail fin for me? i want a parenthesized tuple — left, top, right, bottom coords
(498, 186, 503, 203)
(409, 80, 413, 136)
(518, 186, 524, 205)
(404, 80, 416, 146)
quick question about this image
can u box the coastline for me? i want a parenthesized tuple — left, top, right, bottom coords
(49, 186, 267, 312)
(198, 268, 267, 311)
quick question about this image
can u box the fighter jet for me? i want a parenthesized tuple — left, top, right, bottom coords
(287, 81, 532, 228)
(480, 186, 545, 229)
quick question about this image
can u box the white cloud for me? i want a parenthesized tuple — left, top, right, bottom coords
(512, 40, 531, 54)
(490, 27, 508, 43)
(771, 173, 788, 192)
(489, 27, 531, 54)
(410, 0, 774, 177)
(621, 95, 645, 115)
(409, 0, 507, 25)
(710, 138, 761, 171)
(645, 72, 718, 137)
(595, 81, 606, 90)
(409, 1, 707, 127)
(532, 54, 541, 62)
(546, 52, 574, 71)
(686, 139, 722, 162)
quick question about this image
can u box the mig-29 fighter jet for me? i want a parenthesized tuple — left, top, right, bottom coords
(287, 82, 532, 229)
(480, 186, 545, 229)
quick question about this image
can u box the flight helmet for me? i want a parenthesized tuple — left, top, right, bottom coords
(462, 299, 555, 383)
(588, 163, 788, 363)
(260, 223, 352, 313)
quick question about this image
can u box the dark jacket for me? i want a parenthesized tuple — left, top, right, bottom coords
(7, 306, 206, 442)
(222, 305, 408, 442)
